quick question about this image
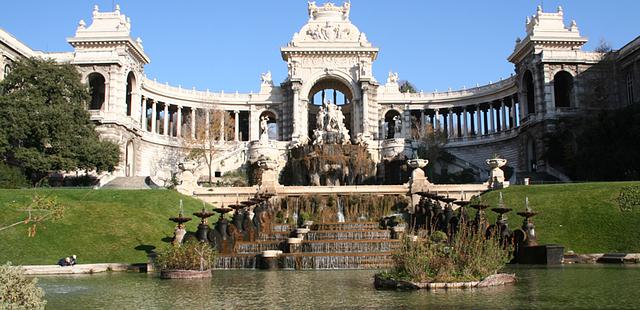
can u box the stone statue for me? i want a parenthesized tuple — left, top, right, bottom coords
(387, 71, 399, 84)
(260, 116, 269, 141)
(317, 106, 326, 130)
(308, 1, 317, 18)
(393, 115, 402, 138)
(260, 71, 272, 85)
(325, 100, 337, 132)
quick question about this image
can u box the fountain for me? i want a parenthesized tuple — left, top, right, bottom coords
(211, 204, 234, 254)
(193, 202, 215, 242)
(513, 197, 564, 264)
(169, 200, 192, 244)
(489, 193, 513, 243)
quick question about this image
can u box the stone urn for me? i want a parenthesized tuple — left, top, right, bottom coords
(486, 157, 508, 188)
(287, 237, 303, 253)
(295, 227, 310, 238)
(486, 158, 507, 170)
(407, 159, 428, 169)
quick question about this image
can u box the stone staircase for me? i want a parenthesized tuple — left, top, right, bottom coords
(100, 176, 160, 189)
(215, 222, 399, 270)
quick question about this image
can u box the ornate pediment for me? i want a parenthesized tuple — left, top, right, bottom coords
(287, 2, 371, 48)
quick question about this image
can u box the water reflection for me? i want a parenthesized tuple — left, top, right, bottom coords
(38, 265, 640, 309)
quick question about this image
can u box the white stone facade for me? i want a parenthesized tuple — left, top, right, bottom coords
(0, 4, 633, 183)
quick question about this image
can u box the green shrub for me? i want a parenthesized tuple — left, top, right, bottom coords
(0, 163, 29, 188)
(155, 241, 216, 271)
(381, 227, 511, 283)
(617, 186, 640, 212)
(0, 262, 46, 309)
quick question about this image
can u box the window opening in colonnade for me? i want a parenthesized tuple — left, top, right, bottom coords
(125, 140, 134, 177)
(307, 78, 353, 139)
(523, 70, 535, 115)
(88, 72, 105, 110)
(553, 71, 573, 108)
(384, 110, 401, 139)
(259, 111, 278, 140)
(3, 64, 11, 78)
(125, 72, 136, 116)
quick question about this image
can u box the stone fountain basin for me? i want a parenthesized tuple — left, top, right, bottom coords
(296, 228, 311, 234)
(262, 250, 283, 258)
(374, 273, 516, 290)
(288, 237, 303, 244)
(160, 269, 212, 279)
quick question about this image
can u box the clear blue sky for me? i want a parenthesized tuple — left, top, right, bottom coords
(1, 1, 638, 93)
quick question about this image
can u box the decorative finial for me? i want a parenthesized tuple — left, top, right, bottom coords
(93, 5, 99, 13)
(78, 19, 86, 29)
(557, 6, 563, 13)
(570, 19, 578, 31)
(536, 5, 542, 13)
(115, 4, 120, 12)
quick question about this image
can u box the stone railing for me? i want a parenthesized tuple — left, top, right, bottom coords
(142, 76, 270, 102)
(378, 76, 516, 101)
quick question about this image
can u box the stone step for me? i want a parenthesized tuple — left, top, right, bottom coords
(101, 176, 160, 189)
(305, 230, 392, 241)
(312, 222, 380, 231)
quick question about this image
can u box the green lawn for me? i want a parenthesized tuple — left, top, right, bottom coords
(1, 182, 638, 265)
(0, 189, 215, 265)
(481, 182, 640, 253)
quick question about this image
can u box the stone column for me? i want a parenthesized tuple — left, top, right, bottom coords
(448, 109, 454, 138)
(191, 108, 196, 139)
(361, 84, 369, 137)
(463, 107, 469, 138)
(501, 99, 507, 131)
(205, 109, 210, 140)
(140, 96, 147, 131)
(177, 106, 182, 138)
(219, 111, 225, 142)
(476, 105, 482, 136)
(434, 109, 440, 131)
(151, 99, 157, 134)
(510, 96, 517, 128)
(163, 104, 169, 135)
(234, 110, 240, 141)
(292, 84, 301, 140)
(489, 103, 496, 134)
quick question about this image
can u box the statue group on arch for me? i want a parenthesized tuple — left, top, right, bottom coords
(313, 99, 350, 145)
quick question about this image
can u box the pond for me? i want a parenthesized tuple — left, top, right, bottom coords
(38, 265, 639, 309)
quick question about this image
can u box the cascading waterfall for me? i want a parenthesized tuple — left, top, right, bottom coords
(337, 196, 345, 222)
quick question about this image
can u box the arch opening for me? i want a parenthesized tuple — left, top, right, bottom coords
(554, 71, 573, 108)
(259, 111, 278, 141)
(3, 64, 11, 79)
(523, 70, 535, 115)
(125, 72, 136, 116)
(307, 78, 354, 139)
(125, 140, 134, 177)
(88, 72, 105, 110)
(384, 109, 402, 139)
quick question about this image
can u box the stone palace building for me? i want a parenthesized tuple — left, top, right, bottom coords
(1, 3, 638, 185)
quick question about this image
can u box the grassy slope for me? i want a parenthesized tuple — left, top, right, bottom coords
(0, 189, 217, 265)
(481, 182, 640, 253)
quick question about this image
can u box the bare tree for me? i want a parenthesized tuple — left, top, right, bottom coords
(182, 109, 234, 186)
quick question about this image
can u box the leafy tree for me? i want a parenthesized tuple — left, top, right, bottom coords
(0, 262, 46, 309)
(399, 80, 417, 93)
(0, 194, 65, 237)
(183, 109, 234, 186)
(0, 58, 120, 185)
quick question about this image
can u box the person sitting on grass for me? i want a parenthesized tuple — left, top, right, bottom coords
(57, 257, 71, 267)
(70, 255, 77, 266)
